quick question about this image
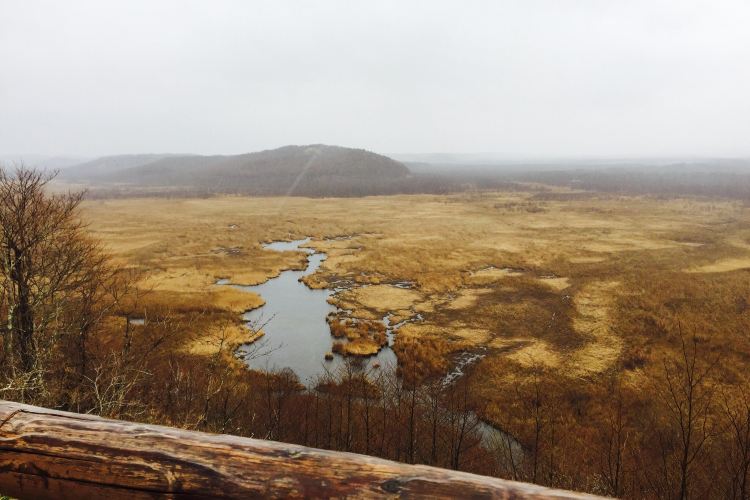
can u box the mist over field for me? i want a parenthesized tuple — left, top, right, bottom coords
(3, 2, 750, 499)
(4, 0, 750, 200)
(4, 0, 750, 202)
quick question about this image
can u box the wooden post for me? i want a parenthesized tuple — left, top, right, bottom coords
(0, 400, 606, 499)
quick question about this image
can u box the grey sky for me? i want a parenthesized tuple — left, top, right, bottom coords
(1, 0, 749, 158)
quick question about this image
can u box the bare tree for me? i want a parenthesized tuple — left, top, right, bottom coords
(598, 377, 630, 497)
(720, 385, 750, 499)
(445, 375, 481, 471)
(0, 166, 108, 401)
(659, 326, 719, 500)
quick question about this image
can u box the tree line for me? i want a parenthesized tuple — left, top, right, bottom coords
(3, 166, 750, 498)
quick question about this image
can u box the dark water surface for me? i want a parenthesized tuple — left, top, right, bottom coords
(233, 238, 396, 385)
(221, 238, 520, 454)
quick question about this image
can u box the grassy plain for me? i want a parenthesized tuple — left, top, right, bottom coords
(82, 191, 750, 426)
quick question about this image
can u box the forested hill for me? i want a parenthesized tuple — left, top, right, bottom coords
(61, 145, 443, 197)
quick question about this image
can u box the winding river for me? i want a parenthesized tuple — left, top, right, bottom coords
(219, 237, 523, 458)
(230, 238, 397, 385)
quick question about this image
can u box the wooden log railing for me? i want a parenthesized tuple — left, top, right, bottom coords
(0, 400, 605, 499)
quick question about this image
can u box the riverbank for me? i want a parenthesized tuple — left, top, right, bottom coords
(82, 192, 750, 453)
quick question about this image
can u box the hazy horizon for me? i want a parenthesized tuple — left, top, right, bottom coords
(4, 149, 750, 170)
(2, 1, 750, 158)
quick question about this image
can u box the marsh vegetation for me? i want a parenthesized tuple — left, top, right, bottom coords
(4, 165, 750, 497)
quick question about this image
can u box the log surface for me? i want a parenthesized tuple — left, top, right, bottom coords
(0, 400, 604, 499)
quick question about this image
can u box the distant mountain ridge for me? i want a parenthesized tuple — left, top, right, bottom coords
(62, 154, 185, 180)
(62, 145, 416, 196)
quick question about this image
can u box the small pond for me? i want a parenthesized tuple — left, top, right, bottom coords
(228, 238, 397, 385)
(217, 237, 522, 456)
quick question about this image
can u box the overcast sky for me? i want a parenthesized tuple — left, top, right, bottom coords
(1, 0, 749, 158)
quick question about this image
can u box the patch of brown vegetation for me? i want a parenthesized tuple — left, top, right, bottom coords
(81, 193, 750, 456)
(328, 318, 388, 357)
(687, 257, 750, 273)
(342, 338, 381, 356)
(333, 285, 422, 319)
(185, 323, 263, 356)
(567, 281, 621, 377)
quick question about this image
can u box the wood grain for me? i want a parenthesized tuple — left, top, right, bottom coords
(0, 400, 605, 499)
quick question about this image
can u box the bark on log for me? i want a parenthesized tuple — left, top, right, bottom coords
(0, 400, 605, 499)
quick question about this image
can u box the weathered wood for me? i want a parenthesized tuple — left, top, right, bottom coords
(0, 400, 605, 499)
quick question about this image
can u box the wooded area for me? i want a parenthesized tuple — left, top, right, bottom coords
(0, 400, 602, 499)
(4, 166, 750, 498)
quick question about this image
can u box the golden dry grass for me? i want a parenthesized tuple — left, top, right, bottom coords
(505, 340, 562, 369)
(333, 285, 422, 319)
(687, 257, 750, 273)
(445, 288, 493, 310)
(567, 281, 622, 378)
(184, 323, 264, 356)
(342, 338, 381, 356)
(81, 192, 750, 388)
(538, 276, 570, 291)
